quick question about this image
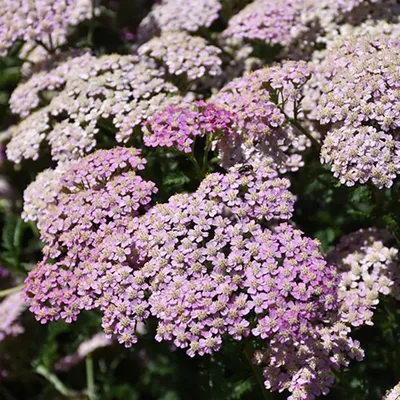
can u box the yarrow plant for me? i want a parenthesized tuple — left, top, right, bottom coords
(137, 31, 223, 82)
(6, 54, 181, 164)
(1, 0, 400, 399)
(223, 0, 305, 48)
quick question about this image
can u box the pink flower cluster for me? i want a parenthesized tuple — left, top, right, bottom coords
(24, 148, 158, 327)
(328, 229, 400, 327)
(143, 100, 237, 153)
(0, 292, 26, 342)
(213, 61, 313, 172)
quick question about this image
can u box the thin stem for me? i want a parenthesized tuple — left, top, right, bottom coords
(17, 57, 35, 65)
(243, 342, 272, 400)
(288, 116, 321, 151)
(35, 365, 79, 398)
(48, 34, 55, 53)
(86, 355, 97, 400)
(0, 284, 24, 299)
(201, 133, 214, 177)
(277, 102, 321, 151)
(188, 153, 203, 179)
(34, 40, 53, 55)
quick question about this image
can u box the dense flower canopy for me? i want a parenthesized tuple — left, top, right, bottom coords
(0, 0, 399, 399)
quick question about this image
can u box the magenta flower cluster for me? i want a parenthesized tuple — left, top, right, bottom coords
(143, 100, 237, 153)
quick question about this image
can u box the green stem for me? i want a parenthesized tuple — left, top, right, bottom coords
(201, 133, 214, 177)
(187, 152, 203, 180)
(86, 355, 97, 400)
(35, 365, 79, 398)
(0, 284, 24, 298)
(243, 342, 272, 400)
(34, 40, 54, 55)
(288, 117, 321, 151)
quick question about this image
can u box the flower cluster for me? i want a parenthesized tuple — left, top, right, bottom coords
(5, 55, 180, 164)
(138, 31, 223, 82)
(301, 0, 397, 35)
(384, 382, 400, 400)
(137, 0, 221, 42)
(255, 322, 363, 400)
(223, 0, 305, 47)
(107, 163, 363, 399)
(213, 60, 313, 172)
(22, 163, 71, 228)
(0, 292, 26, 342)
(23, 148, 158, 326)
(328, 229, 400, 327)
(316, 35, 400, 188)
(0, 0, 93, 56)
(9, 51, 93, 118)
(143, 100, 237, 153)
